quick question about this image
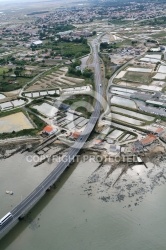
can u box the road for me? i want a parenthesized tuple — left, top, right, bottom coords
(0, 39, 103, 239)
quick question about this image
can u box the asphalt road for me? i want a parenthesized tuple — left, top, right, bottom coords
(0, 40, 103, 237)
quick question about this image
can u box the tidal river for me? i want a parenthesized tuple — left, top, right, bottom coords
(0, 154, 166, 250)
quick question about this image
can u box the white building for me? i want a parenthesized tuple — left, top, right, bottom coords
(32, 40, 43, 46)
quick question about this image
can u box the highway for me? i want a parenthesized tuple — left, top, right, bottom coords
(0, 39, 103, 239)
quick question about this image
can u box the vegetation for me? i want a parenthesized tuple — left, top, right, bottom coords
(28, 112, 46, 130)
(0, 107, 46, 139)
(124, 71, 153, 84)
(0, 67, 9, 75)
(140, 16, 166, 26)
(63, 95, 94, 118)
(100, 53, 117, 79)
(111, 104, 156, 119)
(111, 111, 154, 124)
(28, 11, 49, 15)
(100, 42, 117, 52)
(110, 118, 151, 133)
(40, 40, 90, 59)
(68, 59, 93, 79)
(0, 129, 37, 140)
(0, 76, 33, 92)
(0, 108, 22, 118)
(116, 39, 134, 47)
(68, 65, 94, 89)
(108, 19, 132, 25)
(39, 24, 75, 39)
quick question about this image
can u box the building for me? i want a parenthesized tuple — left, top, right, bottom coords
(71, 131, 81, 139)
(155, 127, 164, 135)
(32, 40, 43, 46)
(140, 134, 157, 147)
(150, 48, 161, 52)
(42, 125, 57, 136)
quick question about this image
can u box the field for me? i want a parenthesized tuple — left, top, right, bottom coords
(127, 67, 152, 73)
(116, 39, 134, 47)
(112, 107, 155, 121)
(0, 112, 34, 133)
(111, 113, 144, 126)
(43, 41, 90, 59)
(140, 17, 166, 26)
(64, 94, 94, 118)
(0, 67, 8, 75)
(25, 67, 85, 92)
(124, 71, 153, 84)
(100, 53, 116, 79)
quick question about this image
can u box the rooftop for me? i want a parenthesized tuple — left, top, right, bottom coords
(140, 134, 157, 146)
(43, 125, 54, 133)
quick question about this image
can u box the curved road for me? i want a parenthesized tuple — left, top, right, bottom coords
(0, 40, 103, 239)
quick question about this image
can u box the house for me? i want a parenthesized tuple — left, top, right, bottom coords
(42, 125, 57, 136)
(71, 131, 81, 139)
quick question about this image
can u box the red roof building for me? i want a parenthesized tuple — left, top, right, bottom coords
(42, 125, 57, 135)
(140, 134, 157, 146)
(72, 131, 81, 139)
(155, 127, 164, 135)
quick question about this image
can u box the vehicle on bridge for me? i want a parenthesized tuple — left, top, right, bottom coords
(0, 212, 13, 226)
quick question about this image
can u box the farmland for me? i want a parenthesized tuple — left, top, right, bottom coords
(42, 41, 90, 59)
(0, 112, 34, 133)
(25, 67, 86, 93)
(123, 71, 153, 84)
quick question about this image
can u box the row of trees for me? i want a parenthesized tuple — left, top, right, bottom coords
(100, 42, 117, 51)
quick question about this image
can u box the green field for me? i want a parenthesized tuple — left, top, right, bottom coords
(42, 41, 90, 58)
(0, 76, 33, 92)
(0, 67, 9, 75)
(100, 53, 116, 79)
(140, 16, 166, 26)
(116, 39, 135, 47)
(151, 31, 166, 39)
(108, 19, 132, 25)
(124, 71, 153, 84)
(64, 95, 94, 118)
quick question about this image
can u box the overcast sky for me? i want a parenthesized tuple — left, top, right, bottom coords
(0, 0, 50, 2)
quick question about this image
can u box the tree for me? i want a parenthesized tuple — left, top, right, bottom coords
(131, 40, 138, 46)
(10, 57, 15, 62)
(82, 69, 93, 78)
(14, 70, 20, 76)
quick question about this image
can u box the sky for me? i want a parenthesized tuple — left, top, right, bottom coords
(0, 0, 54, 2)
